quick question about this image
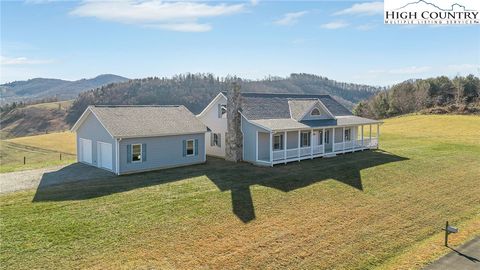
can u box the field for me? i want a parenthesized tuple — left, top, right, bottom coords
(0, 132, 76, 173)
(0, 115, 479, 269)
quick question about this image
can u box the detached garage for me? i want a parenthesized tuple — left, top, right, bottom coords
(71, 105, 207, 175)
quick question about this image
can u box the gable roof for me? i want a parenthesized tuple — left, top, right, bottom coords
(288, 99, 317, 120)
(240, 93, 352, 120)
(72, 105, 207, 138)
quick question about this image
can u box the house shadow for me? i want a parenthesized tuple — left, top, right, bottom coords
(33, 150, 408, 223)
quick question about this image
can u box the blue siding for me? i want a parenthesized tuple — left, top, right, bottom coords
(241, 116, 269, 163)
(119, 133, 206, 174)
(76, 112, 117, 173)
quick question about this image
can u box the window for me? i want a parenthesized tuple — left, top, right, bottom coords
(186, 140, 194, 156)
(318, 131, 323, 145)
(220, 105, 227, 118)
(325, 130, 330, 144)
(213, 133, 220, 147)
(301, 132, 311, 147)
(132, 144, 142, 162)
(344, 128, 351, 141)
(273, 134, 283, 150)
(311, 108, 320, 116)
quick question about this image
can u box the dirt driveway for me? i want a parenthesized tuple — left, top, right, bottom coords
(0, 163, 114, 194)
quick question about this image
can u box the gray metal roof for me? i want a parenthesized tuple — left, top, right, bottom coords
(251, 116, 381, 131)
(89, 105, 207, 138)
(240, 93, 352, 120)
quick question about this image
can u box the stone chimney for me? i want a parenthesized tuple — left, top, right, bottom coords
(225, 82, 243, 162)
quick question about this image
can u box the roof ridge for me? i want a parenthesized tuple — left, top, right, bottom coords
(91, 105, 181, 108)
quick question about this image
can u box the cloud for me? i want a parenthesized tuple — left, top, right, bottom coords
(70, 1, 245, 32)
(274, 11, 308, 26)
(320, 21, 349, 29)
(0, 55, 53, 65)
(334, 2, 383, 16)
(250, 0, 259, 6)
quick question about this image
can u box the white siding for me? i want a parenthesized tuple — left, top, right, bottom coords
(197, 94, 228, 158)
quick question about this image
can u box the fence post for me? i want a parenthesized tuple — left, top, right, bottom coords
(24, 156, 26, 165)
(60, 153, 62, 160)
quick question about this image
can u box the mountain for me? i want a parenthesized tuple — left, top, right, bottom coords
(0, 74, 129, 104)
(66, 73, 382, 124)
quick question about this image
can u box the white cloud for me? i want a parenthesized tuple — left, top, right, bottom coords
(0, 55, 53, 65)
(250, 0, 259, 6)
(70, 1, 245, 32)
(274, 11, 308, 26)
(320, 21, 349, 29)
(145, 22, 212, 32)
(334, 2, 383, 16)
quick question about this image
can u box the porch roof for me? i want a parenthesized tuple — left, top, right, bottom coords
(250, 116, 381, 131)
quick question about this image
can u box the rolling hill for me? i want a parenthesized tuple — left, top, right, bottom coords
(0, 74, 129, 103)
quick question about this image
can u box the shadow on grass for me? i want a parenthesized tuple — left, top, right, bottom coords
(33, 150, 408, 223)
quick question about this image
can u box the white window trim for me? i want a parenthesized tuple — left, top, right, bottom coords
(132, 143, 142, 163)
(220, 105, 227, 119)
(186, 139, 195, 157)
(213, 133, 220, 147)
(311, 108, 321, 116)
(273, 134, 283, 150)
(301, 131, 310, 147)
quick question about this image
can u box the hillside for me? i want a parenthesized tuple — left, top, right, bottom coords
(0, 100, 72, 139)
(67, 73, 381, 124)
(0, 74, 129, 103)
(354, 75, 480, 119)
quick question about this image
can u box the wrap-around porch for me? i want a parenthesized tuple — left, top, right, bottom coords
(255, 124, 380, 166)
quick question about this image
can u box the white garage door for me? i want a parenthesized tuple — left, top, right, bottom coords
(97, 141, 113, 170)
(79, 138, 92, 164)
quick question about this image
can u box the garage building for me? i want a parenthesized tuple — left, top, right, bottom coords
(71, 105, 207, 175)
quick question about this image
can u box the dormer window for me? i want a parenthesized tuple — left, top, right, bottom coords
(311, 108, 320, 116)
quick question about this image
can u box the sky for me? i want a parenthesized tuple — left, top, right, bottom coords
(1, 0, 479, 86)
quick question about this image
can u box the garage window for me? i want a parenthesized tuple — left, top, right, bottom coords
(132, 144, 142, 162)
(186, 140, 194, 156)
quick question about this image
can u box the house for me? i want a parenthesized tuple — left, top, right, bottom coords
(198, 88, 382, 166)
(71, 105, 207, 174)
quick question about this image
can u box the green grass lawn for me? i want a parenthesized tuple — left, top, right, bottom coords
(1, 115, 479, 269)
(0, 132, 76, 173)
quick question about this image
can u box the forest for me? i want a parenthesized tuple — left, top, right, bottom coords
(66, 73, 381, 124)
(353, 75, 480, 119)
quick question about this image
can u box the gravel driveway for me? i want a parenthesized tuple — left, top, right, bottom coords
(0, 163, 114, 194)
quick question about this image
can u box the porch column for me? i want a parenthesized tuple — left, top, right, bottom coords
(342, 127, 345, 152)
(255, 131, 258, 162)
(322, 128, 325, 154)
(369, 124, 372, 148)
(377, 124, 380, 149)
(332, 128, 335, 152)
(269, 132, 273, 166)
(310, 129, 314, 157)
(361, 125, 364, 148)
(284, 131, 287, 160)
(297, 130, 301, 159)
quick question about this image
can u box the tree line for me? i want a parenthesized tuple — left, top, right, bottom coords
(354, 75, 480, 119)
(66, 73, 380, 124)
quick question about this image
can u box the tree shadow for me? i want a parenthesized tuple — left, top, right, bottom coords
(33, 150, 408, 223)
